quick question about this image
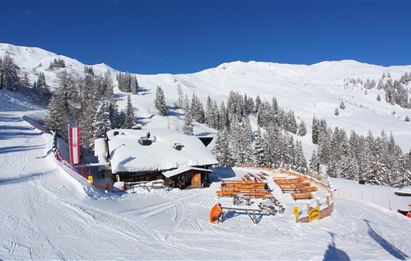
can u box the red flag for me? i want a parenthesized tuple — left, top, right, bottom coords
(69, 127, 80, 164)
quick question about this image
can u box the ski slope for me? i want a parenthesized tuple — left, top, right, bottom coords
(1, 91, 410, 260)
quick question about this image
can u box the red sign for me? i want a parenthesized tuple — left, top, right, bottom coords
(69, 127, 80, 164)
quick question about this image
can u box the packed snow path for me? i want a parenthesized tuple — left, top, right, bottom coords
(1, 111, 411, 259)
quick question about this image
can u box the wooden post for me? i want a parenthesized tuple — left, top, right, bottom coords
(326, 193, 330, 206)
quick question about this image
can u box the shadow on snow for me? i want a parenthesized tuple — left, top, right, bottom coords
(364, 219, 409, 260)
(323, 232, 350, 261)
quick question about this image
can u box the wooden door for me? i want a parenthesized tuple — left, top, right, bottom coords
(191, 173, 202, 188)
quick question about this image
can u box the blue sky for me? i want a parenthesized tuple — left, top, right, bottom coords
(1, 0, 410, 74)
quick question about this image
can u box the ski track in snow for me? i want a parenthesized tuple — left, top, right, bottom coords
(1, 95, 411, 260)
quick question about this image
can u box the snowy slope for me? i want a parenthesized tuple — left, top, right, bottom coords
(1, 43, 411, 155)
(1, 90, 411, 260)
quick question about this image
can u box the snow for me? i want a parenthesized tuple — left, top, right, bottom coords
(0, 91, 411, 259)
(94, 137, 108, 164)
(1, 45, 411, 259)
(107, 128, 217, 173)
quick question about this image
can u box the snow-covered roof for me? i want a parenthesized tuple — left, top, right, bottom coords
(163, 166, 212, 178)
(107, 129, 217, 173)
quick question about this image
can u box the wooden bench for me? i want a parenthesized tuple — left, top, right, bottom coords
(298, 186, 318, 192)
(277, 182, 309, 189)
(224, 180, 253, 184)
(220, 187, 269, 193)
(292, 193, 313, 200)
(223, 183, 267, 189)
(217, 191, 273, 198)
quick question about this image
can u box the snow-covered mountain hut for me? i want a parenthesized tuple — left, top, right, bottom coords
(97, 129, 217, 189)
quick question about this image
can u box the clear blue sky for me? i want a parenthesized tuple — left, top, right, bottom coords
(1, 0, 410, 74)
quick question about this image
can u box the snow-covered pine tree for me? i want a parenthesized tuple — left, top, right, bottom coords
(45, 71, 77, 136)
(309, 150, 319, 172)
(297, 121, 307, 136)
(48, 58, 66, 70)
(92, 100, 111, 141)
(285, 111, 298, 134)
(254, 95, 261, 113)
(312, 116, 320, 144)
(334, 107, 339, 116)
(205, 96, 213, 125)
(339, 101, 346, 110)
(84, 66, 94, 75)
(0, 55, 21, 90)
(253, 128, 265, 166)
(123, 95, 136, 128)
(183, 108, 194, 135)
(102, 70, 114, 99)
(130, 75, 138, 94)
(191, 93, 205, 123)
(21, 72, 30, 87)
(377, 94, 381, 101)
(294, 141, 307, 170)
(154, 86, 168, 116)
(210, 100, 219, 129)
(218, 101, 228, 130)
(215, 129, 234, 167)
(283, 135, 295, 166)
(177, 85, 184, 108)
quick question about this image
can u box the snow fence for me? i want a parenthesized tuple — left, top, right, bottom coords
(22, 114, 102, 197)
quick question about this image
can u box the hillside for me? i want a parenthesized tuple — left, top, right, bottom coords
(1, 43, 410, 154)
(0, 91, 410, 259)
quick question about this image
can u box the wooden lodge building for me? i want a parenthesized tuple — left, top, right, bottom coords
(94, 128, 217, 189)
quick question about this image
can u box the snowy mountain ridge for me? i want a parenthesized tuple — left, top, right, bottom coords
(1, 42, 410, 152)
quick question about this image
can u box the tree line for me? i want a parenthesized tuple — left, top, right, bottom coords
(45, 69, 136, 150)
(345, 71, 411, 111)
(311, 116, 411, 187)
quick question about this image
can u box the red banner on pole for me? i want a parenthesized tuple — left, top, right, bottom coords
(69, 127, 80, 164)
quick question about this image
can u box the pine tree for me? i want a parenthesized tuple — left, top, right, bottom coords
(183, 109, 194, 135)
(124, 95, 136, 128)
(92, 100, 111, 140)
(377, 94, 381, 101)
(48, 58, 66, 69)
(309, 150, 319, 172)
(22, 72, 30, 87)
(0, 55, 21, 90)
(130, 75, 139, 94)
(215, 129, 234, 167)
(312, 116, 320, 144)
(45, 72, 76, 135)
(177, 85, 184, 108)
(191, 93, 205, 123)
(339, 101, 346, 110)
(297, 121, 307, 136)
(294, 141, 306, 170)
(334, 107, 339, 116)
(253, 128, 265, 166)
(218, 101, 228, 130)
(154, 86, 167, 116)
(102, 70, 114, 98)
